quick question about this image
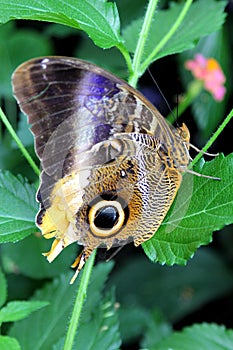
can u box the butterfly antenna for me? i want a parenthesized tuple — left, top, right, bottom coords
(106, 246, 124, 262)
(188, 143, 219, 157)
(148, 67, 176, 122)
(175, 85, 179, 126)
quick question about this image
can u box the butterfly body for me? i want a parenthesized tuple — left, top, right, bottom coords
(12, 57, 190, 281)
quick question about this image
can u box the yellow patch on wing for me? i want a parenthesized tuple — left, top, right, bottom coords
(39, 170, 89, 262)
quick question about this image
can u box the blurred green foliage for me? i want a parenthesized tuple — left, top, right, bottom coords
(0, 1, 232, 349)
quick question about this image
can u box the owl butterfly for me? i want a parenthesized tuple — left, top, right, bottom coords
(12, 57, 217, 284)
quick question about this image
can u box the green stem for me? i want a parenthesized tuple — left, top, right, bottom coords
(129, 0, 159, 87)
(166, 80, 203, 124)
(63, 3, 160, 347)
(191, 107, 233, 167)
(140, 0, 193, 73)
(117, 43, 134, 77)
(0, 107, 40, 176)
(63, 250, 97, 350)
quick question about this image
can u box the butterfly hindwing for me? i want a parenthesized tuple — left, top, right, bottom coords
(12, 56, 190, 283)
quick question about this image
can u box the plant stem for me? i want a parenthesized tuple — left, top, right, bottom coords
(117, 43, 134, 77)
(191, 107, 233, 167)
(129, 0, 159, 87)
(0, 107, 40, 176)
(63, 2, 161, 348)
(141, 0, 193, 73)
(63, 250, 97, 350)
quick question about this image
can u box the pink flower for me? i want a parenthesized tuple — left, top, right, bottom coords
(185, 54, 226, 101)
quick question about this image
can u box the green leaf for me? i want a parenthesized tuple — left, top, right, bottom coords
(76, 36, 127, 78)
(0, 0, 123, 49)
(51, 337, 65, 350)
(73, 289, 121, 350)
(116, 0, 147, 27)
(140, 311, 171, 349)
(1, 234, 78, 279)
(0, 171, 37, 243)
(9, 263, 114, 350)
(0, 268, 7, 308)
(110, 249, 233, 324)
(0, 336, 21, 350)
(143, 154, 233, 265)
(0, 301, 49, 323)
(0, 22, 52, 98)
(123, 0, 226, 65)
(118, 306, 152, 343)
(156, 323, 233, 350)
(119, 305, 171, 346)
(15, 113, 34, 149)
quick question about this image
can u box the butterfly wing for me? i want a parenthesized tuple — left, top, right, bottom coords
(12, 56, 179, 208)
(12, 56, 188, 282)
(12, 56, 178, 158)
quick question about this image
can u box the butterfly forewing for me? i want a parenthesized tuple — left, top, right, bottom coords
(12, 56, 190, 283)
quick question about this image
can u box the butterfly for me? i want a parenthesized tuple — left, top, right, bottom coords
(12, 56, 214, 283)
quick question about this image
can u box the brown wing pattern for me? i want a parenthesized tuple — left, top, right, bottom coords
(12, 56, 190, 283)
(12, 57, 179, 157)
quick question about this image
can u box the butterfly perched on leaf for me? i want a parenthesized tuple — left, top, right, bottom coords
(12, 56, 201, 283)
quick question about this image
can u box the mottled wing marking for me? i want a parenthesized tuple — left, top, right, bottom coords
(12, 56, 191, 283)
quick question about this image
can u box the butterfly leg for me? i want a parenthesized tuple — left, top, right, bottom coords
(70, 247, 96, 284)
(43, 238, 68, 262)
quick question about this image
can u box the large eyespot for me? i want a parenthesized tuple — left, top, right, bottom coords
(88, 199, 126, 238)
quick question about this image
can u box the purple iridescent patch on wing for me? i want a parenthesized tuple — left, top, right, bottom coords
(76, 72, 121, 145)
(89, 72, 120, 97)
(79, 71, 120, 107)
